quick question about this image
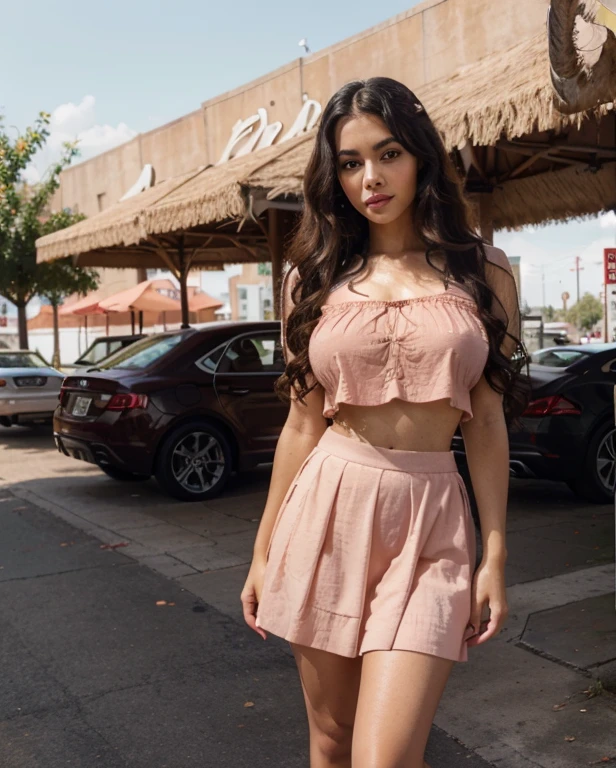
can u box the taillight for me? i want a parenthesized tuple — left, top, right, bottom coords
(0, 379, 6, 387)
(106, 393, 148, 411)
(523, 395, 581, 417)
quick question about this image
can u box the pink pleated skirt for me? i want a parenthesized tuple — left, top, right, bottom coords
(255, 426, 477, 662)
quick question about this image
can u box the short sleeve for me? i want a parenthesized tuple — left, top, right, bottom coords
(279, 264, 300, 365)
(484, 246, 521, 360)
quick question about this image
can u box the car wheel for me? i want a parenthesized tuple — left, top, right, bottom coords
(572, 422, 616, 504)
(99, 464, 150, 482)
(155, 421, 232, 501)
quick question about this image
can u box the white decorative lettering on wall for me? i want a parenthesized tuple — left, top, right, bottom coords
(217, 99, 322, 165)
(119, 164, 156, 201)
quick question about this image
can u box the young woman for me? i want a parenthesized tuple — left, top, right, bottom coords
(241, 77, 529, 768)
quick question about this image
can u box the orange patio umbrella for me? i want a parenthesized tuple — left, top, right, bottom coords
(188, 292, 224, 313)
(59, 291, 109, 344)
(59, 293, 106, 316)
(99, 280, 182, 333)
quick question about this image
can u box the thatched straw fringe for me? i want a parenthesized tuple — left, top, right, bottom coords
(141, 133, 313, 236)
(35, 168, 204, 262)
(422, 31, 612, 152)
(494, 162, 616, 230)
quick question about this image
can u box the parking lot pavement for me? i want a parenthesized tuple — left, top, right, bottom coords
(1, 425, 615, 767)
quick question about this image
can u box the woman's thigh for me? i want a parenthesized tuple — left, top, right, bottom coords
(290, 642, 363, 756)
(352, 649, 455, 768)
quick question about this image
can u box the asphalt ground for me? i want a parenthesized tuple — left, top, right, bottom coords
(0, 488, 494, 768)
(1, 424, 614, 767)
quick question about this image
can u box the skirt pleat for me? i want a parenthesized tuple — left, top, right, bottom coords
(256, 427, 477, 662)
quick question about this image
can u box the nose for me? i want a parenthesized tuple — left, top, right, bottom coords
(363, 161, 383, 190)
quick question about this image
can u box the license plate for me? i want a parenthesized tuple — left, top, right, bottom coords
(72, 396, 92, 416)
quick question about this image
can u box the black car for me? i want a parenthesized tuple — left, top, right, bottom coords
(54, 322, 288, 500)
(453, 343, 616, 504)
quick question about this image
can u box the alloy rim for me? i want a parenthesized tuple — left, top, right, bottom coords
(171, 431, 225, 493)
(596, 428, 616, 493)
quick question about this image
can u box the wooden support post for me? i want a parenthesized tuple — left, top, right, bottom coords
(268, 208, 284, 320)
(178, 236, 190, 329)
(478, 192, 494, 245)
(469, 192, 495, 245)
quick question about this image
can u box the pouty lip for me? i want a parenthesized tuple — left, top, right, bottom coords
(365, 193, 394, 205)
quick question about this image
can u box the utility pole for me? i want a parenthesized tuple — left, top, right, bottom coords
(570, 256, 584, 303)
(542, 267, 546, 308)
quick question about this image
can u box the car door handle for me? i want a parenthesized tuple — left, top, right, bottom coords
(228, 386, 250, 395)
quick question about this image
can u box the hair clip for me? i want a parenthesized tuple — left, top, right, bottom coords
(414, 103, 424, 114)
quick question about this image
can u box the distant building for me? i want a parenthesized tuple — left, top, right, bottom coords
(229, 263, 274, 321)
(508, 255, 522, 305)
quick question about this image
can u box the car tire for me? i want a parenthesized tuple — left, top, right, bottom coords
(99, 464, 150, 482)
(571, 422, 616, 504)
(154, 420, 232, 501)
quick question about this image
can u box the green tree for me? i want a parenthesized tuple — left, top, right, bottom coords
(520, 299, 532, 318)
(542, 305, 556, 322)
(0, 111, 94, 350)
(37, 211, 99, 367)
(566, 292, 603, 332)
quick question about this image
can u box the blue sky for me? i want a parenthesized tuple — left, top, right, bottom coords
(1, 0, 614, 310)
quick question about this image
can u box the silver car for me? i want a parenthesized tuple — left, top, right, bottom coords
(0, 350, 65, 427)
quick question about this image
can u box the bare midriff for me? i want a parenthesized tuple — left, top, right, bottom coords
(329, 398, 463, 451)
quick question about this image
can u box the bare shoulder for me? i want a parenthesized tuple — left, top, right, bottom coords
(483, 244, 513, 275)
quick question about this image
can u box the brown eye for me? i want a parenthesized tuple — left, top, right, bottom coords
(341, 160, 360, 170)
(382, 150, 401, 161)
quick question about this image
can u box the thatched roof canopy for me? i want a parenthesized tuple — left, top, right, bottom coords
(37, 30, 615, 269)
(36, 133, 312, 265)
(420, 31, 612, 152)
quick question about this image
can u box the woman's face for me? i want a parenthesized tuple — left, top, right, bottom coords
(334, 113, 419, 226)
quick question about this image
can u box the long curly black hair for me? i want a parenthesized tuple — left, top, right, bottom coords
(275, 77, 530, 422)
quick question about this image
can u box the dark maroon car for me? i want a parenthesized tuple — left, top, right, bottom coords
(54, 322, 289, 500)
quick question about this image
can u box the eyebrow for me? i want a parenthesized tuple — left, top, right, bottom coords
(337, 137, 399, 158)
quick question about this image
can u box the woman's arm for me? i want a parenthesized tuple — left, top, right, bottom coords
(459, 244, 520, 643)
(252, 266, 329, 562)
(460, 375, 509, 566)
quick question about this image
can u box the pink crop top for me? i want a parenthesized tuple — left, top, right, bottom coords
(306, 284, 489, 422)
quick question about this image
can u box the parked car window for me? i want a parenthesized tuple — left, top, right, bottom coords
(530, 349, 590, 367)
(198, 345, 226, 373)
(97, 333, 185, 370)
(0, 351, 48, 368)
(217, 334, 285, 374)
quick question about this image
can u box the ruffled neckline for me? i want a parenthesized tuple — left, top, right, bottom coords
(320, 291, 478, 313)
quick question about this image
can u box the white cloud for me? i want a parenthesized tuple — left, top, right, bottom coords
(599, 210, 616, 228)
(24, 95, 137, 184)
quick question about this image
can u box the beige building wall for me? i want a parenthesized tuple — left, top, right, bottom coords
(52, 0, 549, 224)
(202, 62, 303, 165)
(140, 110, 207, 180)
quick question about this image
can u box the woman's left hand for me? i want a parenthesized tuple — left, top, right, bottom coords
(466, 558, 509, 647)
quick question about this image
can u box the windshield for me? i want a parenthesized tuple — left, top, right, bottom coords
(0, 351, 49, 368)
(75, 338, 126, 365)
(530, 348, 590, 368)
(95, 333, 185, 370)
